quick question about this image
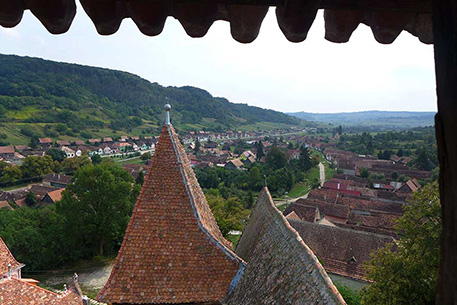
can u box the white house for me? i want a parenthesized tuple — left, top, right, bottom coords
(61, 146, 75, 158)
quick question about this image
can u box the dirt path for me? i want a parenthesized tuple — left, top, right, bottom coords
(40, 261, 115, 298)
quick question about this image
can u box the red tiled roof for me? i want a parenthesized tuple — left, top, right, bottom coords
(38, 138, 53, 144)
(46, 189, 65, 203)
(0, 237, 24, 276)
(98, 124, 244, 304)
(56, 140, 71, 146)
(294, 199, 350, 222)
(290, 219, 395, 281)
(0, 201, 12, 210)
(338, 197, 404, 215)
(283, 204, 319, 222)
(0, 277, 83, 305)
(0, 146, 14, 154)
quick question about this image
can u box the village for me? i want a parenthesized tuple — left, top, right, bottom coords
(0, 104, 435, 304)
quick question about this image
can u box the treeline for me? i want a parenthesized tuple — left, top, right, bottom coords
(337, 127, 438, 171)
(0, 161, 140, 271)
(0, 153, 90, 186)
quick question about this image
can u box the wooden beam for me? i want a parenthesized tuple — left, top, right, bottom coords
(319, 0, 431, 13)
(433, 0, 457, 303)
(123, 0, 431, 13)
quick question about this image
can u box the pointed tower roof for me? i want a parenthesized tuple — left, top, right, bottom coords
(0, 237, 24, 276)
(98, 122, 244, 304)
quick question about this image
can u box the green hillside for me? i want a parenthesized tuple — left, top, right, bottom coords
(0, 54, 301, 145)
(288, 111, 435, 129)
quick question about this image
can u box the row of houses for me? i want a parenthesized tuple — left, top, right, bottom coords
(0, 137, 157, 165)
(324, 148, 432, 180)
(281, 167, 424, 283)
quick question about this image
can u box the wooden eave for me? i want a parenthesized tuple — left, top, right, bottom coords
(0, 0, 432, 44)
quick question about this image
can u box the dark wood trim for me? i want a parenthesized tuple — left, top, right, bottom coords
(433, 0, 457, 303)
(113, 0, 431, 13)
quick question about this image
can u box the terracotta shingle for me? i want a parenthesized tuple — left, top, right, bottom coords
(98, 124, 244, 304)
(0, 277, 84, 305)
(290, 219, 395, 281)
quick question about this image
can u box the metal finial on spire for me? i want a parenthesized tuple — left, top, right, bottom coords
(164, 104, 171, 125)
(264, 175, 267, 187)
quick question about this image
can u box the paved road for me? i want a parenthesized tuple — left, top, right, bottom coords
(318, 162, 325, 186)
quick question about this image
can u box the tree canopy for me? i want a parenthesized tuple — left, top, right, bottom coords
(57, 162, 139, 256)
(361, 182, 441, 305)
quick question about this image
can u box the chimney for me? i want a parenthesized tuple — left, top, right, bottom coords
(7, 264, 11, 279)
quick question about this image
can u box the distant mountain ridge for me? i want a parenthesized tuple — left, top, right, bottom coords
(288, 111, 435, 128)
(0, 54, 302, 145)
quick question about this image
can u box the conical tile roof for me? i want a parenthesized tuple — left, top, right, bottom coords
(98, 124, 244, 304)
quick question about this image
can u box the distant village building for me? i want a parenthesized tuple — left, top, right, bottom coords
(57, 140, 71, 146)
(38, 138, 53, 148)
(42, 188, 65, 205)
(0, 146, 15, 160)
(43, 173, 72, 188)
(289, 220, 394, 282)
(397, 178, 421, 193)
(61, 146, 76, 158)
(224, 159, 244, 170)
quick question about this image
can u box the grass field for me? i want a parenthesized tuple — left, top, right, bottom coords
(114, 156, 145, 166)
(226, 234, 241, 250)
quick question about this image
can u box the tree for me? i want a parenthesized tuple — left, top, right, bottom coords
(91, 154, 102, 165)
(361, 182, 441, 305)
(57, 163, 135, 256)
(206, 194, 250, 236)
(248, 166, 263, 191)
(135, 170, 144, 185)
(298, 146, 313, 172)
(359, 167, 369, 178)
(55, 123, 68, 133)
(256, 141, 265, 161)
(20, 155, 55, 178)
(140, 152, 151, 160)
(46, 148, 67, 162)
(194, 138, 201, 153)
(61, 156, 91, 173)
(391, 171, 399, 181)
(25, 191, 37, 207)
(266, 146, 287, 170)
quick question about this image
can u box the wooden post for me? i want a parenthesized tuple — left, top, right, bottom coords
(433, 0, 457, 304)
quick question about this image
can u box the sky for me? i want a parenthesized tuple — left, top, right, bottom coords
(0, 5, 437, 113)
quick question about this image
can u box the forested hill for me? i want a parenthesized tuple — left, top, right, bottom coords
(0, 54, 300, 144)
(288, 111, 435, 129)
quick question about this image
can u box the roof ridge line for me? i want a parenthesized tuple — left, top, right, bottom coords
(260, 187, 347, 305)
(167, 125, 246, 295)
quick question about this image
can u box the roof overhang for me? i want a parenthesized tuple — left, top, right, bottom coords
(0, 0, 432, 44)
